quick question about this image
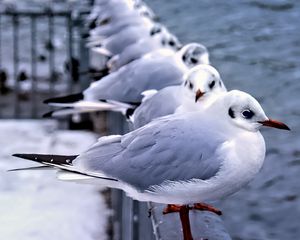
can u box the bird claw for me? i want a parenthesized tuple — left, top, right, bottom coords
(163, 204, 182, 214)
(162, 203, 222, 216)
(192, 203, 222, 216)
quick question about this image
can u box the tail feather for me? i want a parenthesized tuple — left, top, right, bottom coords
(44, 93, 84, 105)
(8, 165, 52, 172)
(92, 47, 112, 57)
(12, 153, 78, 166)
(44, 100, 137, 117)
(12, 153, 118, 181)
(43, 108, 94, 118)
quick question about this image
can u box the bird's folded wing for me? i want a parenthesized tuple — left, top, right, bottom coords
(133, 86, 181, 128)
(83, 57, 183, 103)
(74, 113, 225, 191)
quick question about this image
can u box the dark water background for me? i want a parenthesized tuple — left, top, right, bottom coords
(143, 0, 300, 239)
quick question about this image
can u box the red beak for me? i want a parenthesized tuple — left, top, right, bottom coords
(258, 119, 290, 131)
(195, 90, 205, 102)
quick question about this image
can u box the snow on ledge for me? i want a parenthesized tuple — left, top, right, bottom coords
(0, 120, 108, 240)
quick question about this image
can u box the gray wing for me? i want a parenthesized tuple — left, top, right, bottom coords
(91, 15, 145, 38)
(104, 26, 150, 55)
(112, 40, 160, 70)
(133, 86, 182, 128)
(74, 113, 225, 191)
(84, 56, 184, 103)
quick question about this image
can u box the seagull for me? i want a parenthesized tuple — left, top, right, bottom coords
(88, 0, 156, 41)
(130, 64, 227, 129)
(93, 0, 157, 28)
(13, 90, 290, 240)
(107, 26, 181, 71)
(86, 0, 136, 30)
(89, 14, 154, 41)
(44, 43, 209, 114)
(90, 22, 162, 57)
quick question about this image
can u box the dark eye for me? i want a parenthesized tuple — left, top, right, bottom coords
(191, 58, 198, 64)
(189, 82, 193, 89)
(209, 80, 215, 89)
(228, 107, 235, 118)
(169, 40, 175, 46)
(242, 109, 255, 119)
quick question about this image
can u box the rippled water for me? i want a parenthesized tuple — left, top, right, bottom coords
(144, 0, 300, 239)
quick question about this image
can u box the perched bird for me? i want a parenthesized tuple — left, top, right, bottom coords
(130, 64, 227, 129)
(89, 22, 165, 57)
(107, 25, 181, 71)
(44, 43, 209, 115)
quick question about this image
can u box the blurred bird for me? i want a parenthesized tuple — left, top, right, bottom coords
(43, 43, 209, 116)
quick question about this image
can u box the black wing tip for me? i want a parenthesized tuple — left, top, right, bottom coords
(42, 111, 54, 118)
(44, 93, 84, 104)
(12, 153, 38, 160)
(8, 165, 51, 172)
(12, 153, 79, 165)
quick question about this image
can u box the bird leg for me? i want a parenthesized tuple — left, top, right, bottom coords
(163, 204, 193, 240)
(162, 203, 222, 240)
(179, 205, 194, 240)
(192, 203, 222, 216)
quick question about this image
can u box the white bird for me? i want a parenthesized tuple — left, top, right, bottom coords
(85, 0, 135, 30)
(44, 43, 209, 113)
(89, 14, 153, 40)
(95, 0, 156, 27)
(13, 90, 290, 205)
(107, 26, 181, 71)
(88, 1, 155, 39)
(90, 22, 161, 57)
(130, 64, 227, 129)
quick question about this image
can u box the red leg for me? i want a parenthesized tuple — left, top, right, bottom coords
(163, 204, 182, 214)
(192, 203, 222, 216)
(163, 204, 194, 240)
(179, 205, 193, 240)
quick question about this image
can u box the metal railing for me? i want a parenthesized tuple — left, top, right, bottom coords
(0, 8, 90, 118)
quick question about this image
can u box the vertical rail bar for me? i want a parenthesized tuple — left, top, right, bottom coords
(67, 14, 73, 93)
(122, 193, 134, 240)
(78, 13, 91, 90)
(0, 14, 2, 69)
(48, 10, 55, 96)
(31, 16, 37, 118)
(132, 200, 140, 240)
(12, 13, 20, 118)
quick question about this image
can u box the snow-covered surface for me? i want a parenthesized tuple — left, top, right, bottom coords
(0, 120, 108, 240)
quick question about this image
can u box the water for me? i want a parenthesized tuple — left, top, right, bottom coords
(143, 0, 300, 239)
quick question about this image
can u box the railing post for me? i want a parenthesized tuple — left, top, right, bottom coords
(0, 14, 2, 69)
(30, 15, 37, 118)
(12, 12, 20, 118)
(67, 13, 73, 93)
(78, 13, 91, 90)
(48, 9, 55, 97)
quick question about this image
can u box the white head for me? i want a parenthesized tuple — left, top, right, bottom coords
(211, 90, 290, 132)
(183, 64, 227, 102)
(135, 1, 157, 20)
(149, 25, 181, 50)
(176, 43, 210, 68)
